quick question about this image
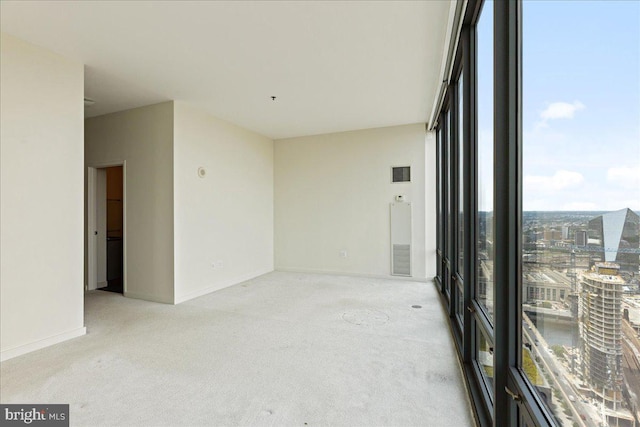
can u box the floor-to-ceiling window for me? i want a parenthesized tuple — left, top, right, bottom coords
(475, 1, 495, 416)
(455, 67, 465, 330)
(520, 2, 640, 426)
(434, 1, 639, 426)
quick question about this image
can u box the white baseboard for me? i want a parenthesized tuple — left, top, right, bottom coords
(123, 291, 173, 304)
(174, 268, 274, 304)
(275, 267, 430, 283)
(0, 326, 86, 362)
(87, 280, 107, 291)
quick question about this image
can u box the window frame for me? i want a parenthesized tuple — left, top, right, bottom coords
(432, 1, 560, 425)
(436, 125, 444, 289)
(452, 60, 465, 333)
(443, 105, 453, 302)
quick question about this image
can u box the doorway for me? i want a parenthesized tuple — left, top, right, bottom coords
(88, 164, 125, 294)
(104, 166, 123, 292)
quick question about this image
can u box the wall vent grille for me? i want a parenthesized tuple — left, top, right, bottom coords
(392, 166, 411, 183)
(390, 202, 412, 277)
(392, 244, 411, 276)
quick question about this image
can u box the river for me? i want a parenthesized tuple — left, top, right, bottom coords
(534, 319, 579, 347)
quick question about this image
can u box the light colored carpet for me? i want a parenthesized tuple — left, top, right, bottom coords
(0, 272, 474, 427)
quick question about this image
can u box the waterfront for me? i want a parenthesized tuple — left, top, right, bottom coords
(536, 319, 578, 347)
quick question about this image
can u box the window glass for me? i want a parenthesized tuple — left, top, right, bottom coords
(456, 281, 464, 326)
(445, 108, 452, 297)
(477, 328, 494, 394)
(476, 0, 494, 321)
(522, 2, 640, 426)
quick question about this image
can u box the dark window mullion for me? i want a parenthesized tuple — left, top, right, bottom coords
(447, 105, 455, 303)
(509, 366, 555, 427)
(441, 110, 450, 296)
(451, 77, 461, 320)
(493, 0, 522, 425)
(443, 107, 452, 300)
(436, 125, 443, 285)
(463, 23, 477, 365)
(461, 2, 495, 426)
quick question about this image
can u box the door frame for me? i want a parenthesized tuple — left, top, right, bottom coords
(87, 161, 127, 293)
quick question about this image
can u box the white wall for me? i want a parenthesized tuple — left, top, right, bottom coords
(85, 102, 175, 303)
(275, 123, 433, 279)
(173, 102, 274, 303)
(424, 130, 437, 279)
(0, 33, 85, 360)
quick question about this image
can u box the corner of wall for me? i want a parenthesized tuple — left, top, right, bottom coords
(1, 33, 85, 358)
(172, 102, 275, 303)
(274, 123, 429, 279)
(85, 102, 176, 305)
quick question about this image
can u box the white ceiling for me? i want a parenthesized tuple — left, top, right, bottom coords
(0, 1, 451, 139)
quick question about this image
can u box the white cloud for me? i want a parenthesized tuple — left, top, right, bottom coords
(524, 170, 584, 192)
(540, 101, 585, 121)
(607, 165, 640, 190)
(535, 101, 585, 129)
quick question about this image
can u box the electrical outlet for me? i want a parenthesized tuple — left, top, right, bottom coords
(339, 250, 348, 258)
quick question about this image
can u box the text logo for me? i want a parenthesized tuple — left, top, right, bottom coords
(1, 405, 69, 426)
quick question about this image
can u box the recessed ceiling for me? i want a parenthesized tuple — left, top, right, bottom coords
(0, 1, 451, 139)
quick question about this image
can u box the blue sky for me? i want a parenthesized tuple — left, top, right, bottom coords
(477, 1, 640, 212)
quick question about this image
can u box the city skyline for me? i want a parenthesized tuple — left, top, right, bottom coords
(520, 207, 639, 426)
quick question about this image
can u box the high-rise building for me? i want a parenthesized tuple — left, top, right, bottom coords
(579, 262, 624, 408)
(587, 208, 640, 273)
(575, 230, 587, 247)
(543, 229, 562, 241)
